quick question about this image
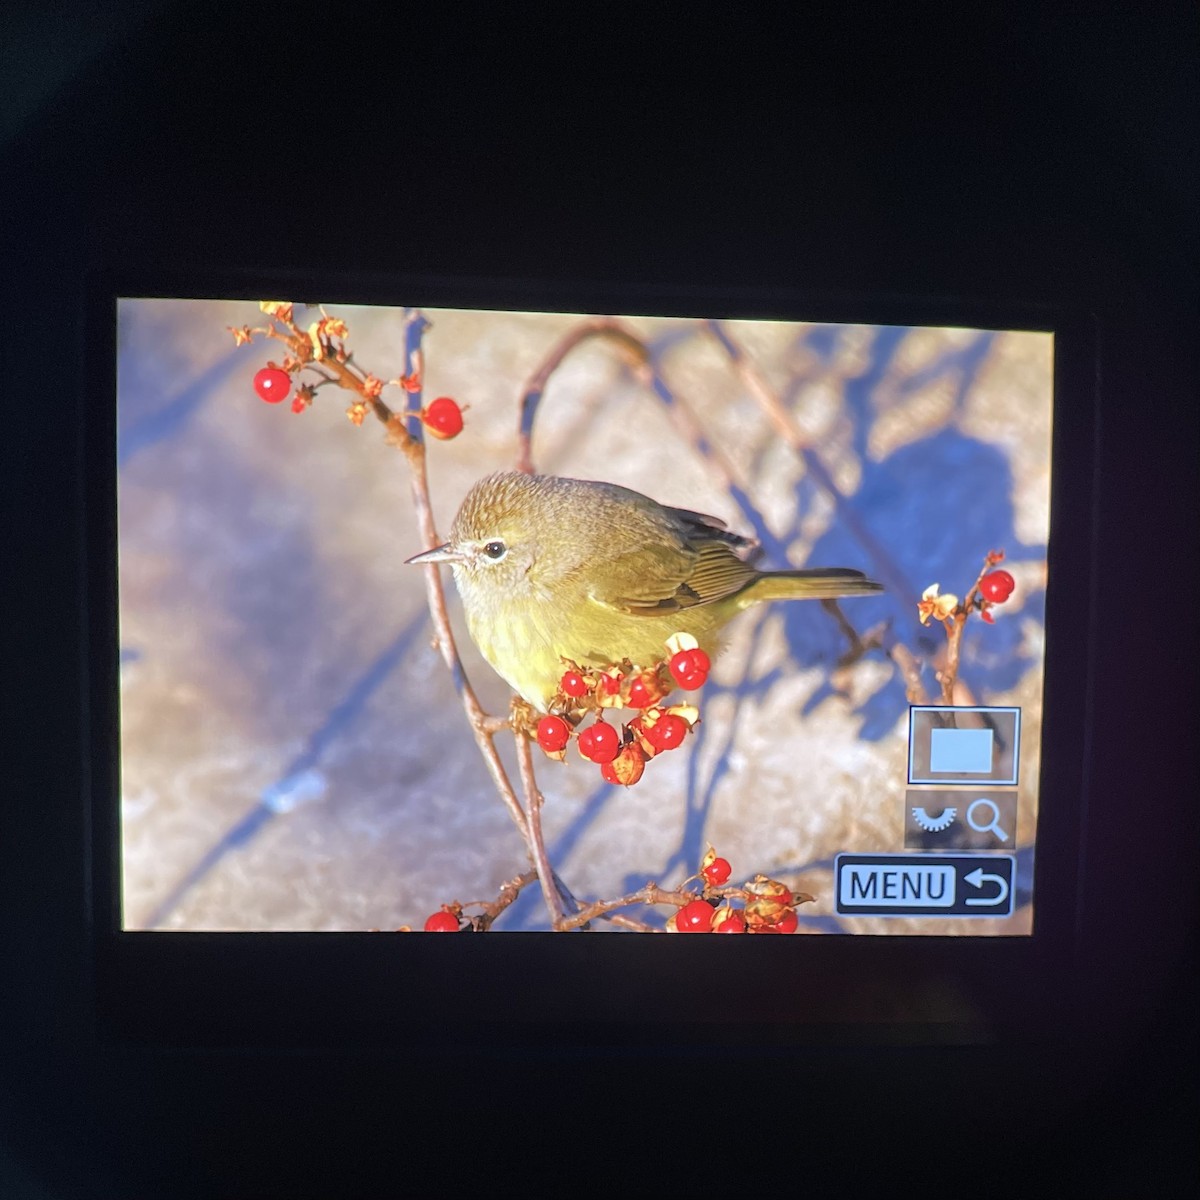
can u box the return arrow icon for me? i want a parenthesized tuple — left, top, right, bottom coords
(964, 866, 1010, 907)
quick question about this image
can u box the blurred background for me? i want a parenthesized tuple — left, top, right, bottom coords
(116, 298, 1051, 933)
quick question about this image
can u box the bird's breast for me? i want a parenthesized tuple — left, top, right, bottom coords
(460, 579, 567, 708)
(456, 569, 728, 709)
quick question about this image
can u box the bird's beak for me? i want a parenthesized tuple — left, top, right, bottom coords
(405, 543, 469, 565)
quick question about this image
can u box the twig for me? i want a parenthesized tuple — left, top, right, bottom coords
(597, 912, 660, 932)
(556, 883, 704, 932)
(936, 552, 1004, 704)
(823, 598, 866, 660)
(940, 613, 966, 704)
(516, 318, 649, 474)
(889, 640, 930, 705)
(264, 311, 403, 433)
(466, 869, 540, 930)
(515, 732, 566, 928)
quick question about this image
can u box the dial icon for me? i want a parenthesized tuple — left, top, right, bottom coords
(911, 806, 957, 833)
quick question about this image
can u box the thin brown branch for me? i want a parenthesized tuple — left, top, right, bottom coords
(458, 870, 538, 912)
(937, 552, 1004, 704)
(554, 880, 813, 932)
(515, 732, 566, 928)
(516, 318, 649, 474)
(596, 912, 660, 932)
(940, 612, 967, 704)
(823, 598, 866, 660)
(888, 640, 930, 705)
(263, 311, 406, 434)
(467, 869, 540, 930)
(556, 883, 702, 932)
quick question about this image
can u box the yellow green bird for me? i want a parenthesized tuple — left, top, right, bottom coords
(407, 471, 882, 711)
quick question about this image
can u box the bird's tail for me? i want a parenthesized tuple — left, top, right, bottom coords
(742, 568, 883, 605)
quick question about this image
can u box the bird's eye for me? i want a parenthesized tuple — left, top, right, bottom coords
(482, 540, 507, 560)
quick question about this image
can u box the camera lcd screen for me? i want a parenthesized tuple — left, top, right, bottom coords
(115, 297, 1052, 937)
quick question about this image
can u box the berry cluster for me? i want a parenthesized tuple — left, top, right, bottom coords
(665, 849, 808, 934)
(416, 848, 813, 934)
(533, 634, 714, 787)
(236, 303, 466, 438)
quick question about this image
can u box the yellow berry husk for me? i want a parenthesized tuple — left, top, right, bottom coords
(665, 631, 700, 656)
(743, 874, 795, 927)
(604, 742, 646, 787)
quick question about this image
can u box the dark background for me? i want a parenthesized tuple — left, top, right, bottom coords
(2, 4, 1196, 1195)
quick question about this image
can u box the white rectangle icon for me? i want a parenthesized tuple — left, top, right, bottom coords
(838, 863, 957, 908)
(929, 727, 993, 774)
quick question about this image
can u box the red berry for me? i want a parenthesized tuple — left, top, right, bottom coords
(627, 671, 666, 709)
(668, 651, 691, 680)
(424, 911, 459, 932)
(716, 912, 747, 933)
(600, 743, 646, 787)
(668, 650, 693, 686)
(646, 713, 688, 751)
(669, 648, 711, 689)
(253, 366, 291, 404)
(979, 569, 1015, 604)
(676, 899, 715, 933)
(702, 857, 732, 887)
(601, 672, 623, 695)
(421, 396, 464, 440)
(560, 670, 588, 698)
(774, 909, 799, 934)
(578, 721, 620, 764)
(536, 715, 570, 753)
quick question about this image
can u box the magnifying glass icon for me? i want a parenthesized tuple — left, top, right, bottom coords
(966, 798, 1008, 841)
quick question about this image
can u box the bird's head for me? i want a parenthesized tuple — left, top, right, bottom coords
(405, 472, 568, 610)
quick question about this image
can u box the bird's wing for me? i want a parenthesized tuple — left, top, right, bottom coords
(661, 504, 759, 553)
(590, 535, 758, 615)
